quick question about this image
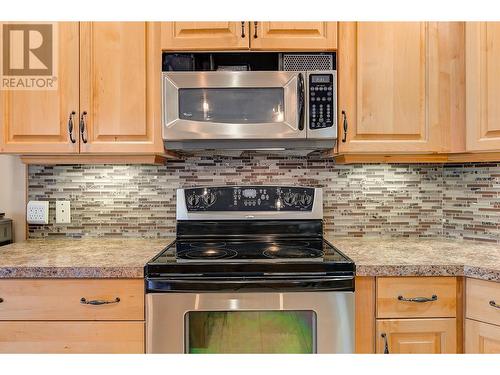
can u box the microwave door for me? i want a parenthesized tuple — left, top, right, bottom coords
(162, 71, 305, 141)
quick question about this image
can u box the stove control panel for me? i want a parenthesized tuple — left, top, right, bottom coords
(183, 186, 315, 212)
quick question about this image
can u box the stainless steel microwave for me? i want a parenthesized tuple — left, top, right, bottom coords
(162, 71, 337, 151)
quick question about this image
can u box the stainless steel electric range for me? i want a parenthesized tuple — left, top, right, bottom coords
(145, 186, 355, 354)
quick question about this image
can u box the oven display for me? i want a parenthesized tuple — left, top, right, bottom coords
(311, 75, 331, 83)
(242, 189, 257, 199)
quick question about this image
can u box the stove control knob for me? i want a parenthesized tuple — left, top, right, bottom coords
(203, 192, 217, 206)
(187, 194, 200, 207)
(283, 192, 298, 206)
(300, 193, 313, 206)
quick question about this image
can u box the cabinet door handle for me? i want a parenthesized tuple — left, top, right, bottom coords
(68, 111, 77, 144)
(489, 300, 500, 309)
(398, 294, 437, 303)
(253, 21, 258, 38)
(381, 333, 389, 354)
(341, 110, 348, 143)
(80, 297, 120, 305)
(0, 297, 3, 303)
(79, 111, 88, 144)
(241, 21, 246, 38)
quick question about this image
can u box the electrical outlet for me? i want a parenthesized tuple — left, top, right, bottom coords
(56, 201, 71, 224)
(27, 201, 49, 225)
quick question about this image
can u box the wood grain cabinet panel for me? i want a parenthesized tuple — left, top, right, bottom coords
(250, 22, 337, 50)
(376, 318, 457, 354)
(465, 319, 500, 353)
(79, 22, 163, 154)
(0, 321, 144, 353)
(0, 279, 144, 321)
(161, 22, 249, 50)
(338, 22, 464, 154)
(466, 278, 500, 327)
(466, 22, 500, 152)
(377, 277, 457, 319)
(0, 22, 80, 153)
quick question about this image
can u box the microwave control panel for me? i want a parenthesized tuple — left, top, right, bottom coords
(308, 73, 334, 130)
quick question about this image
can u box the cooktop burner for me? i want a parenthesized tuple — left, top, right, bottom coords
(178, 247, 238, 260)
(262, 246, 323, 259)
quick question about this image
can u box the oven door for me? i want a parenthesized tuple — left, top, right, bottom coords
(162, 71, 305, 141)
(146, 290, 354, 354)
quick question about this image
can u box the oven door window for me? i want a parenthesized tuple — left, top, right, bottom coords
(185, 310, 316, 354)
(178, 88, 285, 124)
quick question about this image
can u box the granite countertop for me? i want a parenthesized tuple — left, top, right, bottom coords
(0, 236, 499, 281)
(0, 238, 173, 278)
(328, 236, 500, 282)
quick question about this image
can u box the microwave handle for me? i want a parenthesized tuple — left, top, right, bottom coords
(297, 73, 305, 131)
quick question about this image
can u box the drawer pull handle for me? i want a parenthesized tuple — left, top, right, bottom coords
(380, 333, 389, 354)
(80, 297, 120, 305)
(489, 300, 500, 309)
(0, 297, 3, 303)
(397, 294, 437, 303)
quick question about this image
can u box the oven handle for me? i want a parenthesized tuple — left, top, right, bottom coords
(146, 275, 354, 293)
(297, 72, 305, 131)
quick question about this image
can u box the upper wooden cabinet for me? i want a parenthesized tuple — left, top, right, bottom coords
(338, 22, 464, 154)
(250, 22, 337, 50)
(0, 22, 163, 155)
(466, 22, 500, 152)
(79, 22, 163, 154)
(161, 22, 249, 50)
(161, 22, 337, 51)
(0, 22, 80, 153)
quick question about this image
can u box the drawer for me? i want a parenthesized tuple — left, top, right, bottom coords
(465, 318, 500, 354)
(466, 278, 500, 326)
(0, 321, 144, 353)
(0, 279, 144, 321)
(376, 318, 457, 354)
(377, 277, 457, 318)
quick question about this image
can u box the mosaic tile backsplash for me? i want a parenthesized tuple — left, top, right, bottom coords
(27, 154, 500, 243)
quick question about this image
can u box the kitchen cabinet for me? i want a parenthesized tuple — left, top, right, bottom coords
(79, 22, 163, 154)
(465, 278, 500, 353)
(373, 276, 460, 354)
(0, 22, 80, 154)
(0, 22, 165, 158)
(0, 279, 145, 353)
(161, 22, 337, 51)
(161, 22, 249, 50)
(376, 318, 457, 354)
(466, 22, 500, 152)
(249, 22, 337, 50)
(337, 22, 464, 155)
(465, 319, 500, 353)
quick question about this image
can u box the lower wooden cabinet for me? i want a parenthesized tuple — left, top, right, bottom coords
(376, 318, 457, 354)
(0, 278, 145, 354)
(0, 321, 144, 353)
(465, 319, 500, 353)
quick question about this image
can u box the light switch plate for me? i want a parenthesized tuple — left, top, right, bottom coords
(27, 201, 49, 225)
(56, 201, 71, 224)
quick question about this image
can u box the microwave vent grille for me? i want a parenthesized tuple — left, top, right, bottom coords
(282, 54, 333, 71)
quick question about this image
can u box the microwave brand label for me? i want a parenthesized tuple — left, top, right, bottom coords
(0, 22, 58, 90)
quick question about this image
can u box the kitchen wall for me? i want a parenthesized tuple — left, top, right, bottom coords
(0, 155, 26, 242)
(26, 153, 500, 243)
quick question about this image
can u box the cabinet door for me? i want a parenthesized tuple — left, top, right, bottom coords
(466, 22, 500, 152)
(79, 22, 163, 154)
(0, 22, 79, 153)
(161, 22, 249, 50)
(338, 22, 463, 154)
(376, 318, 457, 354)
(250, 22, 337, 51)
(465, 319, 500, 353)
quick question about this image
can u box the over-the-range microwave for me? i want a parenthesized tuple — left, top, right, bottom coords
(162, 62, 337, 151)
